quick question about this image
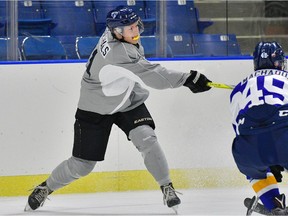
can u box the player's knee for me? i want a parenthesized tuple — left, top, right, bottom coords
(129, 125, 158, 153)
(67, 156, 96, 178)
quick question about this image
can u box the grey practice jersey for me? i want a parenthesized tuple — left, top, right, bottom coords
(78, 28, 190, 115)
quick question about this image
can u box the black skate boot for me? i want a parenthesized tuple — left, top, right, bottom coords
(161, 183, 181, 213)
(24, 181, 53, 211)
(271, 194, 288, 215)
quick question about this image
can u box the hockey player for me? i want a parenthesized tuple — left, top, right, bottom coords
(24, 6, 212, 213)
(230, 41, 288, 215)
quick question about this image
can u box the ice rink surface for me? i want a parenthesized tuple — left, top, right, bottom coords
(0, 187, 262, 216)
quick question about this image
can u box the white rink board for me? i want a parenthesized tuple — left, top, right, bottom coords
(0, 59, 253, 176)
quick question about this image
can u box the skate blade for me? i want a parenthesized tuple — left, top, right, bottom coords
(24, 203, 32, 212)
(172, 205, 179, 215)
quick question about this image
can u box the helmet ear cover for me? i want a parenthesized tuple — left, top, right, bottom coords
(114, 27, 123, 35)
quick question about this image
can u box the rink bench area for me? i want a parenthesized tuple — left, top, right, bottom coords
(0, 57, 253, 196)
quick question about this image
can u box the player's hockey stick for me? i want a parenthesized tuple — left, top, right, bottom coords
(244, 196, 272, 215)
(207, 82, 235, 89)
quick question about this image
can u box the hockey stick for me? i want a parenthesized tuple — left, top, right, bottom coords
(207, 82, 235, 90)
(244, 196, 272, 215)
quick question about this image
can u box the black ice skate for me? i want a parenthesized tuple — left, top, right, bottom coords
(244, 194, 288, 215)
(161, 183, 181, 214)
(271, 194, 288, 215)
(24, 181, 53, 211)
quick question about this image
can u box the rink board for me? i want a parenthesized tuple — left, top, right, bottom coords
(0, 168, 247, 196)
(0, 59, 253, 197)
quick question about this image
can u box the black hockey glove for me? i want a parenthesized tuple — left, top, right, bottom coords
(183, 70, 211, 93)
(270, 165, 284, 182)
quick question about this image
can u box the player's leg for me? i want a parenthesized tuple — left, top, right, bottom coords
(129, 125, 170, 185)
(232, 135, 286, 214)
(129, 125, 181, 207)
(46, 156, 96, 191)
(25, 109, 113, 211)
(25, 156, 96, 211)
(115, 104, 181, 210)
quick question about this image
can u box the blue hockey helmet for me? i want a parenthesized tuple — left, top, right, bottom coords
(106, 6, 144, 33)
(253, 41, 286, 70)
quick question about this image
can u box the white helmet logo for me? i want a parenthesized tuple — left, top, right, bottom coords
(111, 12, 119, 19)
(261, 52, 268, 58)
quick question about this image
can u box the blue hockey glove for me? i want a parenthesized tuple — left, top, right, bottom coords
(183, 70, 211, 93)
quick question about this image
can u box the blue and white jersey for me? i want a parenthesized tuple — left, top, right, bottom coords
(230, 69, 288, 135)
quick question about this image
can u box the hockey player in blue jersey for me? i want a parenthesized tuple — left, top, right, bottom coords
(230, 41, 288, 215)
